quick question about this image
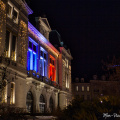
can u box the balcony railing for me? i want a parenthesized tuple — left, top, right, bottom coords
(27, 70, 59, 89)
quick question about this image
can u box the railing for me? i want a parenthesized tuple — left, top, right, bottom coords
(27, 70, 59, 89)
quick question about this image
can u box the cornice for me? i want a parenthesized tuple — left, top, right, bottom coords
(59, 47, 73, 60)
(15, 0, 33, 15)
(28, 22, 60, 57)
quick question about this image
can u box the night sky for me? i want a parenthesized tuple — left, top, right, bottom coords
(28, 0, 120, 80)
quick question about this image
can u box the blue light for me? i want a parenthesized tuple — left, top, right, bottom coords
(33, 72, 35, 76)
(33, 53, 37, 71)
(27, 41, 37, 72)
(36, 75, 39, 78)
(40, 46, 47, 53)
(29, 37, 37, 46)
(28, 22, 48, 44)
(30, 50, 33, 70)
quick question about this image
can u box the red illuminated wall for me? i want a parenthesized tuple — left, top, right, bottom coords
(49, 55, 56, 81)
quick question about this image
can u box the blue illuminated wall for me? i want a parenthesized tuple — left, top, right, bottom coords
(27, 37, 38, 72)
(40, 47, 48, 77)
(27, 37, 48, 78)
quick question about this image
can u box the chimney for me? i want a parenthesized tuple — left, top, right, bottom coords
(81, 78, 84, 83)
(93, 75, 97, 80)
(75, 77, 79, 82)
(101, 75, 106, 81)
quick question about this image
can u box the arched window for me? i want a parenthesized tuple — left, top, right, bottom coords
(49, 97, 54, 112)
(26, 91, 33, 113)
(10, 82, 15, 104)
(39, 94, 45, 113)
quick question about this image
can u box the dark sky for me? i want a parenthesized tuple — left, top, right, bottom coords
(28, 0, 120, 80)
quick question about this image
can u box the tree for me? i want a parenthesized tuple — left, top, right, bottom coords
(56, 96, 120, 120)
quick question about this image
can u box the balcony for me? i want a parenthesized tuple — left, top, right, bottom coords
(27, 70, 59, 89)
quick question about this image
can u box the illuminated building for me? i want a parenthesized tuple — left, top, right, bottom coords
(0, 0, 72, 113)
(72, 78, 91, 100)
(72, 75, 120, 100)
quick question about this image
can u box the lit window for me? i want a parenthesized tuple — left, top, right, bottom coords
(82, 86, 84, 91)
(40, 47, 47, 77)
(65, 58, 68, 68)
(49, 55, 56, 81)
(11, 35, 17, 61)
(87, 86, 89, 92)
(5, 31, 17, 61)
(27, 37, 37, 72)
(76, 86, 78, 91)
(65, 73, 69, 88)
(5, 30, 10, 57)
(10, 82, 15, 104)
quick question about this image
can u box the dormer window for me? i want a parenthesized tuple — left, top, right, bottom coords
(7, 2, 19, 24)
(13, 8, 18, 24)
(7, 3, 12, 18)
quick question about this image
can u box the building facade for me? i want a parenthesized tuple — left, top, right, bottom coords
(0, 0, 72, 113)
(72, 76, 120, 100)
(72, 78, 91, 100)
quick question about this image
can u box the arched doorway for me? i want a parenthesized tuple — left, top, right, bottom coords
(39, 94, 45, 113)
(26, 91, 33, 113)
(49, 97, 54, 112)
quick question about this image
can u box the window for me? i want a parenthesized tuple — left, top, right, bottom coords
(82, 86, 84, 91)
(44, 53, 46, 59)
(65, 58, 68, 68)
(26, 91, 33, 113)
(5, 30, 17, 61)
(87, 86, 89, 92)
(41, 51, 43, 57)
(27, 37, 37, 72)
(39, 94, 45, 113)
(33, 44, 36, 52)
(40, 47, 47, 77)
(7, 3, 12, 18)
(49, 97, 54, 112)
(76, 86, 78, 91)
(13, 8, 18, 23)
(5, 30, 10, 57)
(49, 55, 55, 81)
(10, 82, 15, 104)
(29, 41, 32, 49)
(11, 35, 17, 61)
(65, 73, 69, 88)
(7, 2, 19, 24)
